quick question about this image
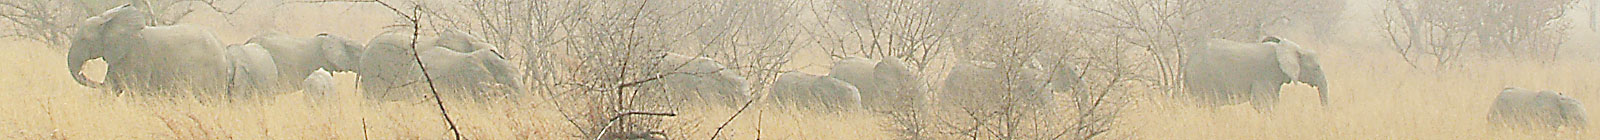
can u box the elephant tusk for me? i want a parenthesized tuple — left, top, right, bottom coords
(72, 71, 104, 88)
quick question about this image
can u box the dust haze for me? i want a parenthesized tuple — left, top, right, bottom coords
(2, 0, 1599, 139)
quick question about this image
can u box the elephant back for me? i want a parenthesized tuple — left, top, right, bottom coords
(1489, 88, 1590, 129)
(1182, 39, 1293, 106)
(825, 57, 880, 105)
(651, 52, 751, 107)
(771, 72, 823, 108)
(358, 31, 428, 101)
(418, 47, 525, 98)
(224, 43, 282, 98)
(131, 25, 231, 95)
(771, 71, 862, 112)
(940, 60, 1054, 112)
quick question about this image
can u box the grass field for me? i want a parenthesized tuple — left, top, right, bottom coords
(5, 0, 1600, 139)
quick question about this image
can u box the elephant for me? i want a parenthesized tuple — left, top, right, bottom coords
(223, 43, 282, 98)
(938, 59, 1058, 112)
(67, 5, 232, 96)
(826, 57, 928, 112)
(303, 69, 336, 104)
(770, 71, 862, 112)
(1488, 87, 1589, 130)
(358, 29, 526, 101)
(1181, 36, 1328, 111)
(244, 32, 366, 90)
(1030, 52, 1083, 93)
(649, 52, 752, 107)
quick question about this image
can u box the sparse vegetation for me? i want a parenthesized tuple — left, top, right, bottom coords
(2, 0, 1600, 139)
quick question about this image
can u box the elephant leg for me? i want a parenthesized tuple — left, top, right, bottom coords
(1250, 82, 1281, 112)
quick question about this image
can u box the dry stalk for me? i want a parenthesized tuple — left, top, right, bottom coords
(709, 98, 756, 140)
(592, 111, 678, 140)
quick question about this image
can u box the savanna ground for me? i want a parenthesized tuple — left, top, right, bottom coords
(5, 0, 1600, 139)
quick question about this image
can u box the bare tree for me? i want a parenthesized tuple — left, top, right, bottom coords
(127, 0, 247, 26)
(802, 0, 969, 138)
(438, 0, 580, 97)
(1466, 0, 1575, 61)
(670, 0, 803, 105)
(1071, 0, 1205, 96)
(0, 0, 80, 48)
(0, 0, 245, 50)
(931, 1, 1070, 139)
(1378, 0, 1475, 69)
(1379, 0, 1576, 69)
(680, 0, 804, 138)
(552, 0, 687, 138)
(807, 0, 961, 70)
(1288, 0, 1348, 40)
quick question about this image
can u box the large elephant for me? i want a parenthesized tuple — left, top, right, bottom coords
(1182, 36, 1329, 111)
(770, 71, 861, 112)
(67, 5, 231, 96)
(650, 52, 752, 107)
(827, 57, 928, 112)
(244, 32, 365, 90)
(939, 59, 1059, 112)
(1488, 87, 1589, 130)
(223, 43, 282, 98)
(358, 29, 525, 101)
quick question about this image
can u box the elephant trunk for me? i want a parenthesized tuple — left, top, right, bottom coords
(1308, 76, 1329, 107)
(66, 42, 104, 88)
(1317, 84, 1329, 106)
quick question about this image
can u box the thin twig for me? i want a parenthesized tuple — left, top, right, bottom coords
(324, 0, 464, 139)
(592, 111, 678, 140)
(361, 118, 369, 140)
(709, 98, 756, 140)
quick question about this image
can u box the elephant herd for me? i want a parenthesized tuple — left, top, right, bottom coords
(66, 5, 520, 102)
(61, 4, 1587, 131)
(1183, 37, 1589, 130)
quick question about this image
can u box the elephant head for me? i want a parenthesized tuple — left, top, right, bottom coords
(1028, 52, 1081, 93)
(67, 4, 147, 88)
(1264, 36, 1329, 106)
(873, 57, 926, 94)
(462, 45, 526, 95)
(1553, 92, 1589, 128)
(312, 33, 366, 72)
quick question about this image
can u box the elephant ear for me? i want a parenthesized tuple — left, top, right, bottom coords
(77, 16, 110, 40)
(1266, 36, 1301, 81)
(316, 33, 360, 71)
(874, 57, 920, 92)
(101, 5, 149, 33)
(435, 29, 484, 52)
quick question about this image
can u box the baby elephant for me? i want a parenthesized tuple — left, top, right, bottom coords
(1488, 87, 1588, 130)
(303, 69, 337, 105)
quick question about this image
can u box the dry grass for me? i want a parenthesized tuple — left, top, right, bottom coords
(10, 34, 1600, 139)
(0, 39, 893, 139)
(1118, 29, 1600, 139)
(6, 0, 1600, 139)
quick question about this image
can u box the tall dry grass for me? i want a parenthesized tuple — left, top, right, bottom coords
(0, 38, 897, 139)
(5, 0, 1600, 139)
(9, 33, 1600, 139)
